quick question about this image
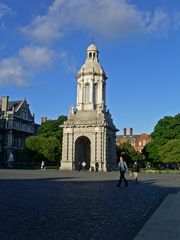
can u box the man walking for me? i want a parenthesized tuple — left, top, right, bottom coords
(132, 161, 140, 183)
(117, 156, 128, 187)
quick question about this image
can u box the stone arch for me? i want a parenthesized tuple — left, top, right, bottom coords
(75, 136, 91, 170)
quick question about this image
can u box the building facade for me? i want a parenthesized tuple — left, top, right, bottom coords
(61, 44, 117, 171)
(0, 96, 38, 166)
(116, 128, 151, 152)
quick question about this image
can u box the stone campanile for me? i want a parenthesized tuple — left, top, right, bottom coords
(61, 44, 117, 171)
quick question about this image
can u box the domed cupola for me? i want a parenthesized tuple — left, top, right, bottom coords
(86, 44, 99, 61)
(76, 43, 107, 112)
(77, 43, 107, 79)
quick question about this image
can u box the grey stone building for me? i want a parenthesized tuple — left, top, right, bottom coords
(61, 44, 117, 171)
(0, 96, 38, 166)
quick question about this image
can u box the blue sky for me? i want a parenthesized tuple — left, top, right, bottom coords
(0, 0, 180, 135)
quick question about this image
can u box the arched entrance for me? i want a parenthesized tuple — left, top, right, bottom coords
(75, 136, 91, 170)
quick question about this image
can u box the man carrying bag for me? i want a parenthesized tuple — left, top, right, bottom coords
(117, 155, 128, 187)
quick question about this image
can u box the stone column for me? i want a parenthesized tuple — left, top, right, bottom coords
(103, 128, 107, 172)
(89, 78, 94, 109)
(68, 132, 73, 168)
(61, 132, 68, 161)
(76, 83, 79, 107)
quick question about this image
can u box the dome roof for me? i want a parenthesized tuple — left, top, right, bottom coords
(77, 43, 107, 79)
(78, 61, 107, 78)
(87, 44, 98, 52)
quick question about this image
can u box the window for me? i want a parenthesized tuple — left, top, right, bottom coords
(21, 110, 27, 119)
(85, 83, 90, 104)
(94, 83, 98, 105)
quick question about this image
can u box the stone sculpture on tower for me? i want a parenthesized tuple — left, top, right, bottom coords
(61, 43, 117, 171)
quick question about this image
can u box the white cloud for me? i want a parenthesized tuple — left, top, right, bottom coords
(21, 0, 170, 43)
(0, 0, 173, 88)
(0, 44, 73, 87)
(59, 51, 77, 73)
(0, 57, 29, 87)
(0, 3, 13, 18)
(0, 2, 13, 30)
(19, 45, 55, 69)
(0, 45, 56, 87)
(146, 8, 170, 35)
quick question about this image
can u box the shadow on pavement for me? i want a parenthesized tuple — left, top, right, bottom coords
(0, 171, 179, 240)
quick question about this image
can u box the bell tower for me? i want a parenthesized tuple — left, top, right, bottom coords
(61, 44, 117, 171)
(76, 44, 107, 112)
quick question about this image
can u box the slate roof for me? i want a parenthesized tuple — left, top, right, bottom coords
(0, 100, 23, 111)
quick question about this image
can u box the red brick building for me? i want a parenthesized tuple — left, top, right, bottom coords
(116, 128, 151, 152)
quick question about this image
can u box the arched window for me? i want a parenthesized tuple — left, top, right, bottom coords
(94, 83, 98, 105)
(89, 52, 92, 59)
(85, 83, 90, 103)
(93, 53, 96, 58)
(78, 83, 81, 103)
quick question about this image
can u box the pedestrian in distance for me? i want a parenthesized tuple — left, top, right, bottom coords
(117, 156, 128, 187)
(82, 161, 86, 171)
(41, 160, 45, 170)
(95, 162, 99, 172)
(78, 161, 81, 171)
(57, 161, 61, 170)
(132, 161, 140, 183)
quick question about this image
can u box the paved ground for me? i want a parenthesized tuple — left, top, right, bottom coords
(0, 170, 179, 240)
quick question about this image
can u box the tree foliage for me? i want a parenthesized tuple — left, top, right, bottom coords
(144, 113, 180, 163)
(151, 114, 180, 146)
(24, 136, 60, 162)
(38, 115, 67, 140)
(159, 139, 180, 163)
(117, 142, 141, 164)
(23, 115, 67, 163)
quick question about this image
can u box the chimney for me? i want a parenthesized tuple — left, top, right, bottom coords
(123, 128, 127, 137)
(2, 96, 9, 112)
(130, 127, 133, 137)
(41, 117, 47, 124)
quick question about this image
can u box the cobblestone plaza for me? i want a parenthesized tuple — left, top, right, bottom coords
(0, 170, 179, 240)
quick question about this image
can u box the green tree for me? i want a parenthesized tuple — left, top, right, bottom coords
(117, 142, 141, 164)
(38, 115, 67, 140)
(159, 139, 180, 163)
(143, 142, 160, 163)
(23, 115, 67, 164)
(151, 114, 180, 146)
(145, 113, 180, 164)
(24, 136, 59, 162)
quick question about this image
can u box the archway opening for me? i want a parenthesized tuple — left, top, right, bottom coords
(75, 136, 91, 171)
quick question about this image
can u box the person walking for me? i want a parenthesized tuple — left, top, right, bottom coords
(132, 162, 140, 183)
(117, 156, 128, 187)
(78, 161, 81, 171)
(41, 161, 45, 170)
(82, 161, 86, 171)
(95, 162, 99, 172)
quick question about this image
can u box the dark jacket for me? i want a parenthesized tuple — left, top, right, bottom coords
(132, 164, 140, 173)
